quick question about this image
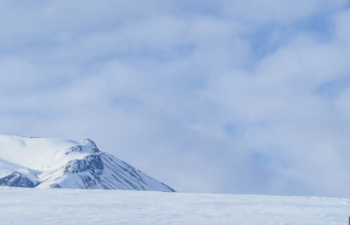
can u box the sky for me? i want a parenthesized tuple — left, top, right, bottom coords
(1, 0, 350, 197)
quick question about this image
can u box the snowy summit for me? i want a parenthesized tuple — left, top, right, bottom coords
(0, 135, 174, 192)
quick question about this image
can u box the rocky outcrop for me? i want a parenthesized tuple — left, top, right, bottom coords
(36, 152, 175, 192)
(0, 172, 36, 188)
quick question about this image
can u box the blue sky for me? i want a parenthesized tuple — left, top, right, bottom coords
(1, 0, 350, 197)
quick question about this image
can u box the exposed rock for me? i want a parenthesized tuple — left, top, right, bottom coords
(0, 172, 36, 188)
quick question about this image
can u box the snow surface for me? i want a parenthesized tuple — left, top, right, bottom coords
(0, 159, 40, 183)
(0, 135, 79, 170)
(0, 187, 348, 225)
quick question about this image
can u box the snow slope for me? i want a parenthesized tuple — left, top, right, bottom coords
(0, 188, 348, 225)
(0, 159, 40, 182)
(0, 135, 79, 170)
(0, 135, 174, 192)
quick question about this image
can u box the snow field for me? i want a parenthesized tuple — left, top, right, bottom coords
(0, 187, 349, 225)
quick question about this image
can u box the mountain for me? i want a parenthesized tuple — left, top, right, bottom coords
(0, 135, 175, 192)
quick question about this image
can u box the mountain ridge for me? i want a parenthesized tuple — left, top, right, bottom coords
(0, 135, 175, 192)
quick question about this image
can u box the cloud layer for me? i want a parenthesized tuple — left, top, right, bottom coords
(1, 0, 350, 197)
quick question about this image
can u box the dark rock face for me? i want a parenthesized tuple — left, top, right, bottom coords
(63, 153, 105, 189)
(50, 184, 61, 188)
(54, 152, 176, 191)
(64, 154, 104, 175)
(0, 172, 35, 188)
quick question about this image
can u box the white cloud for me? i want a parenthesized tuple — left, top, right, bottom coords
(0, 0, 349, 196)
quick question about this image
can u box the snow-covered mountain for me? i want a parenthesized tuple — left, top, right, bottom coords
(0, 135, 175, 192)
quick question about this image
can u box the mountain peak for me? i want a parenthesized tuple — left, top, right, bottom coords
(0, 135, 174, 192)
(80, 138, 98, 150)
